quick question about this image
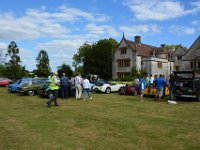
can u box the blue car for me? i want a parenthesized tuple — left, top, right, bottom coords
(8, 78, 32, 92)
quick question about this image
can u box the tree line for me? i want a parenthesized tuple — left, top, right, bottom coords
(1, 38, 159, 80)
(0, 41, 73, 79)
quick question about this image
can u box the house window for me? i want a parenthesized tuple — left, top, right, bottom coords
(177, 56, 182, 60)
(157, 62, 162, 68)
(198, 61, 200, 69)
(191, 62, 193, 69)
(120, 47, 127, 54)
(118, 59, 130, 67)
(117, 72, 130, 80)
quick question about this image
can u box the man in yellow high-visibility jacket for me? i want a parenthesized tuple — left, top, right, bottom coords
(47, 72, 60, 107)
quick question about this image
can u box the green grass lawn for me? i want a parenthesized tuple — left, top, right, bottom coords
(0, 87, 200, 150)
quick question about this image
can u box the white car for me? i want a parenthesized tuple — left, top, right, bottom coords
(93, 79, 125, 94)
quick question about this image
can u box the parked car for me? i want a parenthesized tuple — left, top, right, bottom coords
(119, 84, 139, 95)
(8, 78, 32, 92)
(17, 77, 48, 96)
(0, 78, 14, 86)
(172, 71, 200, 101)
(93, 79, 125, 94)
(38, 80, 76, 98)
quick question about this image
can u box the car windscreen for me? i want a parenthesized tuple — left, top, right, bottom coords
(32, 79, 47, 84)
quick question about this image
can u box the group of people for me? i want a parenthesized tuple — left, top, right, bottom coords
(47, 72, 92, 107)
(74, 72, 92, 101)
(139, 74, 177, 102)
(46, 71, 177, 107)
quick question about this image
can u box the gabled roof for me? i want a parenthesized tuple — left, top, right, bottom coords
(184, 35, 200, 60)
(121, 37, 159, 57)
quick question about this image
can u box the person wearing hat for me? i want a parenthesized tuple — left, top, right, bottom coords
(47, 72, 60, 107)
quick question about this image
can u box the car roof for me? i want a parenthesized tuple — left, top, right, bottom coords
(173, 71, 194, 80)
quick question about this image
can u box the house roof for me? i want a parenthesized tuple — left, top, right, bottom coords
(122, 37, 160, 57)
(184, 35, 200, 60)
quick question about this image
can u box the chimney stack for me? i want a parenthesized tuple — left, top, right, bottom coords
(135, 35, 141, 44)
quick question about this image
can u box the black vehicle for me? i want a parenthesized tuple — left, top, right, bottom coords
(173, 71, 200, 101)
(38, 80, 75, 98)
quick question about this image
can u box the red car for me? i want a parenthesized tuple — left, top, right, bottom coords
(119, 84, 139, 95)
(0, 78, 13, 86)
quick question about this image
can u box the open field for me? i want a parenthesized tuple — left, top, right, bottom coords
(0, 87, 200, 150)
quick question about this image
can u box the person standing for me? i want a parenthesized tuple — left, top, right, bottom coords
(139, 76, 146, 102)
(153, 74, 167, 101)
(145, 75, 150, 88)
(82, 75, 92, 101)
(150, 74, 154, 86)
(75, 72, 82, 100)
(168, 74, 177, 101)
(60, 73, 69, 99)
(47, 72, 60, 107)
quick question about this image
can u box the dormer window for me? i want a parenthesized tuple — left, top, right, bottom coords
(120, 47, 127, 54)
(158, 62, 162, 68)
(177, 56, 182, 60)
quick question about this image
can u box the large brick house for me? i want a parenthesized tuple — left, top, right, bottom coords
(180, 36, 200, 77)
(112, 34, 172, 80)
(172, 45, 188, 71)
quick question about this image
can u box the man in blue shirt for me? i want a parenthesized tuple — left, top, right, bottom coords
(139, 76, 146, 102)
(153, 74, 167, 101)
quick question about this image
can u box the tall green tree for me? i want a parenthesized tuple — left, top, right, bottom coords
(5, 41, 23, 78)
(57, 63, 73, 77)
(73, 38, 118, 79)
(34, 50, 51, 77)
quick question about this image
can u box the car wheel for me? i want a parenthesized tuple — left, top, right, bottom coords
(28, 90, 35, 96)
(105, 87, 111, 94)
(119, 87, 125, 94)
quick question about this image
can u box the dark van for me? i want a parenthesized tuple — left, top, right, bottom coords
(173, 71, 200, 101)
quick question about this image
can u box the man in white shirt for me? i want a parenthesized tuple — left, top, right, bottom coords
(82, 75, 92, 101)
(150, 74, 154, 85)
(74, 72, 82, 100)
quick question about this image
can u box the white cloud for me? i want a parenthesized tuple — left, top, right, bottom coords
(123, 0, 200, 21)
(0, 42, 7, 64)
(36, 39, 84, 71)
(119, 24, 161, 37)
(0, 6, 111, 41)
(85, 24, 120, 39)
(19, 48, 36, 71)
(191, 20, 200, 25)
(169, 25, 196, 35)
(0, 5, 114, 71)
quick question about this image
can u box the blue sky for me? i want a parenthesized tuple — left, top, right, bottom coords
(0, 0, 200, 72)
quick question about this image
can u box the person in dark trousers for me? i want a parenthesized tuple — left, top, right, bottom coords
(60, 73, 69, 99)
(168, 73, 177, 101)
(47, 72, 60, 107)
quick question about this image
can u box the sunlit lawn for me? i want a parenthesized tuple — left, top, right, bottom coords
(0, 87, 200, 150)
